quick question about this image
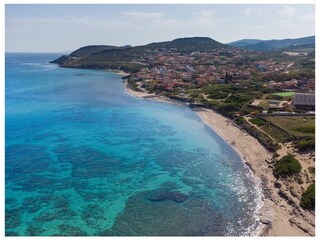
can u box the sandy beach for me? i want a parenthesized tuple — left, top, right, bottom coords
(124, 80, 189, 106)
(115, 70, 130, 77)
(104, 69, 130, 77)
(124, 80, 315, 236)
(194, 109, 314, 236)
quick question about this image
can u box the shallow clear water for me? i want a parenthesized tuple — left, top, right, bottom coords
(5, 53, 260, 236)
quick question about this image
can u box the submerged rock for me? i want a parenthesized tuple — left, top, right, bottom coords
(26, 225, 45, 236)
(5, 231, 19, 236)
(5, 198, 17, 206)
(81, 204, 106, 226)
(147, 191, 188, 203)
(34, 212, 57, 222)
(58, 224, 88, 236)
(102, 190, 227, 236)
(5, 208, 21, 229)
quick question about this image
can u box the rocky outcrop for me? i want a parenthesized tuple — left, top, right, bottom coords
(277, 189, 295, 206)
(259, 219, 272, 236)
(289, 217, 314, 236)
(49, 55, 69, 64)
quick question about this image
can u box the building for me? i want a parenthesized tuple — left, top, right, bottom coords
(293, 93, 315, 111)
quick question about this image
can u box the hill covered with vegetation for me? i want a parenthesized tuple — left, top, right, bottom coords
(69, 45, 121, 58)
(50, 37, 228, 71)
(228, 36, 315, 52)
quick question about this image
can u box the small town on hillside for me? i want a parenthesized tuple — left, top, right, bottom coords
(128, 47, 315, 106)
(126, 45, 315, 155)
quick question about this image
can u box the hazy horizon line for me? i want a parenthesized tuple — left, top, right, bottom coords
(5, 34, 315, 54)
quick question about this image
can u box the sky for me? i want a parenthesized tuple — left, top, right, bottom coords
(5, 4, 315, 53)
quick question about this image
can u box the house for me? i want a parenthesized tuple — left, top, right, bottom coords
(293, 93, 315, 111)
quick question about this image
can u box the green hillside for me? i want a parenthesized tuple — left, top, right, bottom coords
(69, 45, 120, 58)
(51, 37, 228, 71)
(228, 36, 315, 52)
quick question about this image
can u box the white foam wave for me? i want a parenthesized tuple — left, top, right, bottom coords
(20, 62, 58, 71)
(222, 161, 263, 236)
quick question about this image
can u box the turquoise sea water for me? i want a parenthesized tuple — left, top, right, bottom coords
(5, 53, 261, 236)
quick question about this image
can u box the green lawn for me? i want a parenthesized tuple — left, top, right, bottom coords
(272, 92, 295, 97)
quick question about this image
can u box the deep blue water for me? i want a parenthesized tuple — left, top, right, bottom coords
(5, 53, 261, 236)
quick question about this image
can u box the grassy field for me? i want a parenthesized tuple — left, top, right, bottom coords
(262, 116, 315, 138)
(249, 117, 292, 143)
(272, 92, 295, 97)
(259, 124, 292, 143)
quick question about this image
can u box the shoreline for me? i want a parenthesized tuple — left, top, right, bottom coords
(104, 69, 130, 77)
(123, 80, 313, 236)
(124, 80, 190, 107)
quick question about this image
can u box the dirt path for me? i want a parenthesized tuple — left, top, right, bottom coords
(201, 93, 232, 103)
(287, 62, 294, 67)
(243, 115, 278, 143)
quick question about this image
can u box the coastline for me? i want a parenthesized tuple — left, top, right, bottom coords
(124, 81, 189, 107)
(104, 69, 130, 77)
(123, 80, 314, 236)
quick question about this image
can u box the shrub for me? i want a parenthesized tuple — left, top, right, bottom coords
(308, 166, 315, 175)
(235, 117, 245, 124)
(208, 91, 228, 99)
(127, 82, 142, 92)
(300, 183, 315, 210)
(217, 103, 240, 115)
(227, 94, 253, 104)
(190, 91, 200, 98)
(273, 154, 302, 177)
(205, 101, 220, 111)
(295, 138, 315, 151)
(249, 118, 266, 126)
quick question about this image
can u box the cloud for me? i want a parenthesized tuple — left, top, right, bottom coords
(300, 14, 315, 22)
(235, 6, 266, 18)
(278, 6, 296, 18)
(243, 8, 253, 17)
(121, 11, 163, 21)
(6, 16, 138, 31)
(120, 9, 220, 38)
(6, 9, 225, 51)
(191, 9, 215, 26)
(195, 9, 215, 18)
